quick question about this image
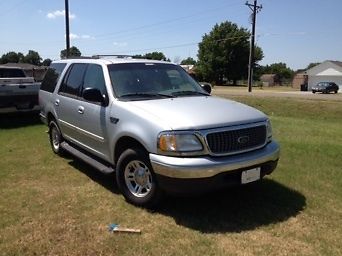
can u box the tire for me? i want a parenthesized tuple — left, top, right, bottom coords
(116, 148, 163, 208)
(335, 91, 338, 94)
(49, 120, 64, 155)
(312, 90, 316, 94)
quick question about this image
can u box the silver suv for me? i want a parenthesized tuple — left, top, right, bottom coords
(39, 56, 280, 207)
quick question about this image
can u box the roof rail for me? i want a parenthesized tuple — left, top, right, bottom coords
(65, 56, 94, 59)
(92, 54, 133, 59)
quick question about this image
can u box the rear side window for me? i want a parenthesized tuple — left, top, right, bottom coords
(40, 63, 67, 93)
(59, 64, 87, 97)
(0, 68, 26, 78)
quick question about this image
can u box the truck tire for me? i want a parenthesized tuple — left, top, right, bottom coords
(49, 120, 64, 155)
(116, 148, 162, 208)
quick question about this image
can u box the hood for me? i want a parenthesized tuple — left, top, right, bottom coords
(126, 96, 267, 130)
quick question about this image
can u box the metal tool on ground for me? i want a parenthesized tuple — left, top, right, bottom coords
(108, 224, 141, 234)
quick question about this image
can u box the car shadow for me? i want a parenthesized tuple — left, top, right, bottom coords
(156, 179, 306, 233)
(68, 159, 120, 194)
(67, 159, 306, 233)
(0, 111, 41, 129)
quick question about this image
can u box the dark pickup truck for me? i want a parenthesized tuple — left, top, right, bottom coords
(0, 66, 40, 113)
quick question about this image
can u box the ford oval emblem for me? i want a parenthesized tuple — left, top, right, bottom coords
(237, 135, 249, 144)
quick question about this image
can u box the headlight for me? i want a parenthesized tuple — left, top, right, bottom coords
(158, 132, 203, 155)
(266, 119, 273, 142)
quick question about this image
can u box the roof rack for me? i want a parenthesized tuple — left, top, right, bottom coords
(92, 55, 133, 59)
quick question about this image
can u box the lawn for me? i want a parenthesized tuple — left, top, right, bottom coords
(0, 96, 341, 256)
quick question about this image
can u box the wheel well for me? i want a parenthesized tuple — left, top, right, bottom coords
(47, 112, 56, 124)
(114, 137, 147, 164)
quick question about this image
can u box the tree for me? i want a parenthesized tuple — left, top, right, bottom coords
(180, 57, 197, 65)
(306, 62, 321, 70)
(24, 50, 42, 66)
(133, 52, 170, 61)
(0, 51, 25, 64)
(261, 62, 294, 80)
(42, 58, 52, 66)
(197, 21, 263, 85)
(60, 46, 82, 59)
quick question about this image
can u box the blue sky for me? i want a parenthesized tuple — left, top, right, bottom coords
(1, 0, 341, 70)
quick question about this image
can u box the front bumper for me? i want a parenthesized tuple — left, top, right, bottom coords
(150, 141, 280, 179)
(150, 141, 279, 194)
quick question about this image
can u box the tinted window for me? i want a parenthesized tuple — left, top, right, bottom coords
(40, 63, 67, 93)
(59, 64, 87, 97)
(0, 68, 26, 78)
(83, 64, 106, 95)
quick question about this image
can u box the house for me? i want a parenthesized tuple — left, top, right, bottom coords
(306, 61, 342, 91)
(260, 74, 280, 87)
(292, 73, 308, 90)
(3, 63, 48, 81)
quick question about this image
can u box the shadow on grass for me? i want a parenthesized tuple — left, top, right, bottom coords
(67, 158, 305, 233)
(0, 111, 41, 129)
(68, 159, 120, 194)
(157, 179, 306, 233)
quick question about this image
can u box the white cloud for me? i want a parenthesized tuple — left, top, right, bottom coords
(113, 42, 128, 47)
(47, 10, 76, 19)
(67, 33, 95, 40)
(69, 33, 79, 39)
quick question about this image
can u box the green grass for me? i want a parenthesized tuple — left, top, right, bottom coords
(0, 97, 341, 256)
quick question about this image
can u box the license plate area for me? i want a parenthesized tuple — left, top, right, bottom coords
(241, 167, 261, 184)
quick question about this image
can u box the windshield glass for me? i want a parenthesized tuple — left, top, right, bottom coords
(108, 63, 208, 100)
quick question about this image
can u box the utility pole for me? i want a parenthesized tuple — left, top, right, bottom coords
(246, 0, 262, 92)
(65, 0, 70, 58)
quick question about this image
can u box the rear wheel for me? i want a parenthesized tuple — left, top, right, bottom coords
(49, 120, 64, 155)
(116, 148, 163, 208)
(335, 90, 338, 94)
(312, 90, 316, 94)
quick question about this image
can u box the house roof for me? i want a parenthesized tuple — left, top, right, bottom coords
(2, 63, 47, 70)
(306, 60, 342, 76)
(330, 61, 342, 68)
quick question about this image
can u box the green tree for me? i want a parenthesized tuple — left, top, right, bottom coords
(262, 62, 294, 80)
(24, 50, 42, 66)
(0, 51, 25, 64)
(306, 62, 321, 70)
(60, 46, 82, 59)
(133, 52, 170, 61)
(42, 58, 52, 66)
(180, 57, 197, 65)
(197, 21, 263, 85)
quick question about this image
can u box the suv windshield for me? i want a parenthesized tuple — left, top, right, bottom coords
(108, 63, 208, 100)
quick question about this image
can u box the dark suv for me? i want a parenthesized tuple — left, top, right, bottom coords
(312, 82, 339, 94)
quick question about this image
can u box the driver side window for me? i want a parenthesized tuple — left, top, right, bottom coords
(83, 64, 107, 96)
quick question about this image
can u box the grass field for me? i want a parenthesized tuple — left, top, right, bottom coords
(0, 95, 341, 256)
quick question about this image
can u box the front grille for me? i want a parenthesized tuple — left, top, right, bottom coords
(206, 125, 266, 155)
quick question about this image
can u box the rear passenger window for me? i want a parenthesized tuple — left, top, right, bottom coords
(83, 64, 107, 95)
(59, 64, 87, 97)
(40, 63, 67, 93)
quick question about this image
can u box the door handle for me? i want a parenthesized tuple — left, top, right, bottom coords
(78, 106, 85, 114)
(55, 99, 60, 106)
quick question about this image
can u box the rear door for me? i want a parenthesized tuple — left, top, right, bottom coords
(55, 63, 87, 144)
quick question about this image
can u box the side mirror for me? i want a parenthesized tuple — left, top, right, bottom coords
(83, 88, 108, 105)
(200, 82, 212, 94)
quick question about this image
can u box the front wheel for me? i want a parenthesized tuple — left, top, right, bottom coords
(116, 148, 163, 208)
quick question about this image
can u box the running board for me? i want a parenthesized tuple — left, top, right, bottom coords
(60, 142, 115, 174)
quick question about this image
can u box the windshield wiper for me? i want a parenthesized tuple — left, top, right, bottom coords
(120, 93, 174, 98)
(171, 91, 210, 97)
